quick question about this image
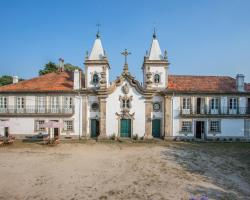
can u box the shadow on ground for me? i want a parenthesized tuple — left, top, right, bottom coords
(161, 142, 250, 200)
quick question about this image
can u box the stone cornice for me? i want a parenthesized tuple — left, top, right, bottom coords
(84, 59, 110, 69)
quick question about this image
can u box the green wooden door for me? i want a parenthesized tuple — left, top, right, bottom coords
(91, 119, 99, 138)
(152, 119, 161, 138)
(120, 119, 131, 137)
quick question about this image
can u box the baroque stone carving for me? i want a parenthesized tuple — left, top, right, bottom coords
(122, 83, 129, 94)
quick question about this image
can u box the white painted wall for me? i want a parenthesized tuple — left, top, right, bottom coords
(172, 96, 181, 137)
(219, 119, 244, 137)
(106, 80, 145, 137)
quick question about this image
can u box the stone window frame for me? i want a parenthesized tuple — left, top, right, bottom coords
(179, 119, 193, 134)
(208, 119, 221, 134)
(91, 101, 99, 112)
(152, 101, 162, 112)
(152, 71, 163, 86)
(90, 72, 100, 86)
(63, 120, 74, 132)
(34, 120, 46, 132)
(119, 95, 133, 111)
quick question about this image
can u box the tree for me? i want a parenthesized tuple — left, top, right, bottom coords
(64, 63, 82, 72)
(0, 75, 13, 86)
(39, 62, 82, 76)
(39, 62, 58, 76)
(0, 75, 24, 86)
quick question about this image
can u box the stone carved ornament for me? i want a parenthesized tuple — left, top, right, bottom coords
(122, 83, 129, 94)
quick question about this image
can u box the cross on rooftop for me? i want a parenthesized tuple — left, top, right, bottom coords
(121, 49, 131, 65)
(96, 23, 101, 38)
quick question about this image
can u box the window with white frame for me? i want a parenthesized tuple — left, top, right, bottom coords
(16, 97, 25, 109)
(64, 120, 73, 131)
(0, 97, 7, 109)
(181, 121, 192, 132)
(37, 96, 46, 112)
(35, 120, 45, 131)
(209, 120, 220, 132)
(182, 98, 191, 109)
(229, 98, 237, 110)
(211, 98, 219, 110)
(50, 96, 59, 112)
(64, 97, 73, 109)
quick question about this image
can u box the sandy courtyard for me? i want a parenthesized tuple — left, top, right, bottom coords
(0, 141, 249, 200)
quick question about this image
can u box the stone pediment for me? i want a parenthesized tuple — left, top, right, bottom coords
(106, 72, 155, 96)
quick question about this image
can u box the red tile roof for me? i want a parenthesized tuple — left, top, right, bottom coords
(168, 75, 250, 93)
(0, 72, 249, 93)
(0, 71, 74, 92)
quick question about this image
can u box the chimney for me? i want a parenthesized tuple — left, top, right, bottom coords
(13, 76, 18, 84)
(236, 74, 245, 92)
(74, 69, 81, 90)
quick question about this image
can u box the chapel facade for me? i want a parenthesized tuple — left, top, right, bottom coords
(0, 32, 250, 140)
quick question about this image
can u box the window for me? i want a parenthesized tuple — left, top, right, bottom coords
(37, 96, 46, 112)
(50, 96, 59, 112)
(154, 74, 160, 83)
(92, 74, 99, 84)
(16, 97, 25, 109)
(64, 97, 73, 109)
(64, 120, 73, 131)
(91, 102, 99, 111)
(209, 121, 220, 132)
(182, 98, 191, 109)
(181, 121, 192, 132)
(229, 98, 237, 110)
(153, 102, 161, 112)
(211, 98, 219, 110)
(0, 97, 7, 109)
(35, 120, 45, 131)
(122, 99, 130, 109)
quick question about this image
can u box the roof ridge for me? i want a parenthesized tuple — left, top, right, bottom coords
(169, 74, 234, 78)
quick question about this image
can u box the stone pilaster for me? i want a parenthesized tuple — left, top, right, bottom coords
(164, 96, 173, 140)
(144, 98, 153, 139)
(98, 97, 107, 139)
(82, 96, 88, 138)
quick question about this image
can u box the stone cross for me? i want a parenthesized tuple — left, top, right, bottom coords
(121, 49, 131, 65)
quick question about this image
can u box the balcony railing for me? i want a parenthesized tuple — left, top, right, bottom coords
(179, 107, 250, 116)
(0, 106, 74, 115)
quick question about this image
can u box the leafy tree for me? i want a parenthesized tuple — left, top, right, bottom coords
(0, 75, 13, 86)
(0, 75, 24, 86)
(39, 61, 82, 76)
(39, 62, 58, 76)
(64, 63, 82, 72)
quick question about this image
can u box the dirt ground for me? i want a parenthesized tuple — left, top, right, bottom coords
(0, 141, 249, 200)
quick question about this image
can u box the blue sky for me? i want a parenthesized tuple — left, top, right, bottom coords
(0, 0, 250, 82)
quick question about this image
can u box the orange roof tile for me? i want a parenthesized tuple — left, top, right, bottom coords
(167, 75, 248, 93)
(0, 71, 74, 92)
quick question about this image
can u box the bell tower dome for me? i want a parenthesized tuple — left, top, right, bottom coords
(142, 30, 169, 89)
(84, 31, 110, 89)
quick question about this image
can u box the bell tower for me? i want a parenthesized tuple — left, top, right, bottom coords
(142, 30, 169, 89)
(84, 29, 110, 89)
